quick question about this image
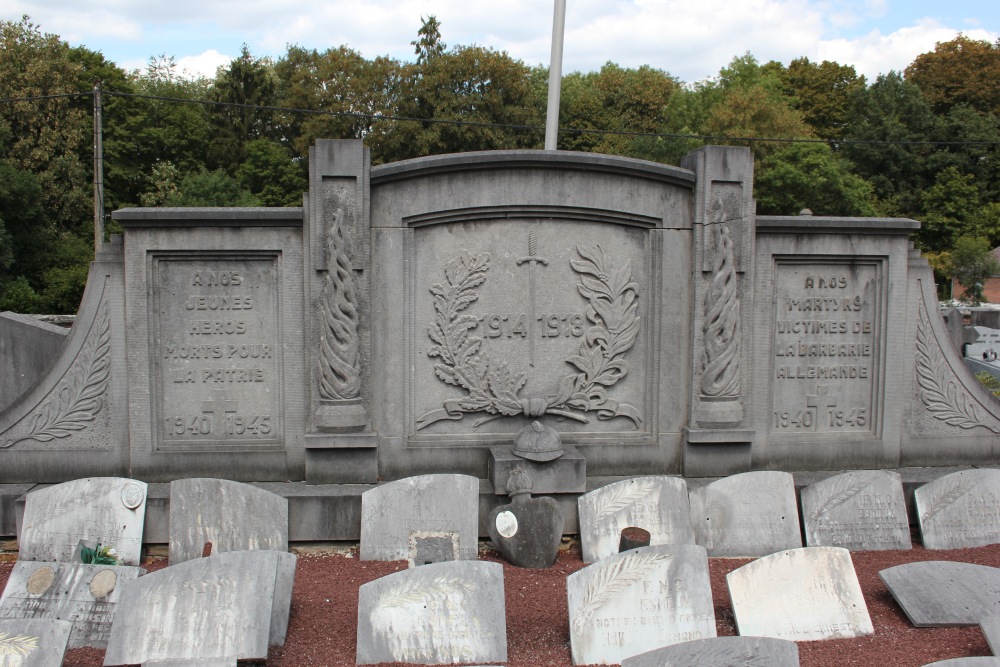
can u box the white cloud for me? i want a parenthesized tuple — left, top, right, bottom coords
(176, 50, 233, 79)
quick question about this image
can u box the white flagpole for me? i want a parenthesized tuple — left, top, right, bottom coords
(544, 0, 566, 150)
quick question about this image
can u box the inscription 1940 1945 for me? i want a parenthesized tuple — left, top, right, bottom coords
(153, 259, 280, 450)
(770, 263, 881, 436)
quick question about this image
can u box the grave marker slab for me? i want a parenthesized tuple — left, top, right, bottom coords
(919, 660, 1000, 667)
(103, 550, 295, 666)
(879, 561, 1000, 626)
(981, 613, 1000, 654)
(18, 478, 147, 566)
(168, 478, 288, 564)
(0, 561, 143, 648)
(577, 477, 694, 563)
(356, 560, 507, 665)
(360, 474, 478, 562)
(142, 660, 237, 667)
(915, 469, 1000, 549)
(727, 546, 873, 641)
(0, 618, 73, 667)
(620, 636, 800, 667)
(689, 471, 801, 557)
(801, 469, 911, 550)
(566, 544, 716, 665)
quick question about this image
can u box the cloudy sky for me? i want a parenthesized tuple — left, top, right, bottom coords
(6, 0, 999, 83)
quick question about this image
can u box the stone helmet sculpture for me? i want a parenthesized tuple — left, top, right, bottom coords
(512, 421, 563, 462)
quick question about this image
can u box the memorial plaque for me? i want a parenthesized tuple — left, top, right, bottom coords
(769, 261, 883, 438)
(620, 636, 800, 667)
(967, 326, 1000, 364)
(801, 469, 911, 551)
(880, 561, 1000, 626)
(919, 660, 1000, 667)
(689, 471, 801, 557)
(915, 469, 1000, 549)
(356, 560, 507, 665)
(151, 255, 282, 452)
(0, 561, 143, 648)
(727, 546, 873, 641)
(410, 232, 652, 442)
(566, 544, 716, 665)
(168, 478, 288, 564)
(18, 477, 147, 566)
(104, 550, 296, 666)
(360, 474, 478, 561)
(577, 477, 694, 563)
(0, 618, 73, 667)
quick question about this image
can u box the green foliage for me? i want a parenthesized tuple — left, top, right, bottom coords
(781, 57, 865, 139)
(919, 166, 982, 251)
(166, 168, 259, 206)
(208, 45, 278, 171)
(975, 371, 1000, 398)
(755, 142, 877, 216)
(0, 276, 42, 312)
(905, 35, 1000, 115)
(947, 235, 1000, 305)
(79, 543, 118, 565)
(236, 139, 306, 206)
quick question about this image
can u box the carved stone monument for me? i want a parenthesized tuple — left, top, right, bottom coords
(621, 636, 800, 667)
(486, 467, 564, 568)
(566, 544, 716, 665)
(915, 469, 1000, 549)
(0, 618, 73, 667)
(356, 560, 507, 665)
(800, 469, 911, 551)
(577, 477, 694, 563)
(880, 561, 1000, 626)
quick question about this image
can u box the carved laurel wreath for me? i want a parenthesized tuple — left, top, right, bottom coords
(2, 303, 111, 449)
(415, 244, 641, 430)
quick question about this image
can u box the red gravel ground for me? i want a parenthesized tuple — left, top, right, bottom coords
(3, 536, 999, 667)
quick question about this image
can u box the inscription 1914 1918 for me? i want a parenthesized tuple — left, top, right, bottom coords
(152, 257, 281, 451)
(770, 261, 882, 437)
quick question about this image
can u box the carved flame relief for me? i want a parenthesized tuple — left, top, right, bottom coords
(701, 224, 741, 398)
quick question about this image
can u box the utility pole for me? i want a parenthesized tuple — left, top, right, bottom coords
(544, 0, 566, 151)
(93, 81, 104, 256)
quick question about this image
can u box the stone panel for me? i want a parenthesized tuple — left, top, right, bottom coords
(621, 636, 799, 667)
(689, 471, 801, 557)
(577, 477, 694, 563)
(0, 561, 143, 648)
(18, 477, 147, 565)
(168, 478, 288, 564)
(915, 469, 1000, 549)
(356, 560, 506, 665)
(727, 546, 873, 641)
(0, 618, 73, 667)
(880, 561, 1000, 626)
(360, 474, 478, 562)
(103, 550, 295, 666)
(801, 469, 911, 550)
(567, 544, 715, 665)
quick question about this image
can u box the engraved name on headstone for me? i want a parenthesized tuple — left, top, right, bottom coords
(0, 618, 73, 667)
(727, 546, 873, 641)
(577, 477, 694, 563)
(0, 561, 143, 648)
(770, 262, 881, 438)
(620, 636, 800, 667)
(356, 561, 507, 665)
(18, 477, 147, 566)
(566, 544, 716, 665)
(689, 471, 802, 557)
(152, 257, 281, 452)
(915, 469, 1000, 549)
(360, 474, 478, 562)
(880, 561, 1000, 626)
(168, 478, 288, 564)
(801, 469, 911, 551)
(103, 550, 296, 666)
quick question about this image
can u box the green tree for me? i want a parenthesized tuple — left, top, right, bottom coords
(905, 35, 1000, 115)
(755, 142, 877, 216)
(236, 139, 307, 206)
(780, 57, 865, 139)
(947, 235, 1000, 305)
(166, 168, 258, 206)
(919, 166, 981, 251)
(208, 45, 278, 171)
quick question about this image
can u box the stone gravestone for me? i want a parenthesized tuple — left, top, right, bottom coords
(566, 544, 716, 665)
(981, 613, 1000, 654)
(727, 546, 873, 641)
(356, 560, 507, 665)
(0, 561, 144, 648)
(800, 469, 911, 551)
(0, 618, 73, 667)
(168, 478, 288, 564)
(919, 660, 1000, 667)
(103, 550, 296, 666)
(141, 660, 237, 667)
(577, 477, 694, 563)
(915, 469, 1000, 549)
(966, 326, 1000, 362)
(487, 468, 564, 569)
(360, 474, 478, 563)
(18, 477, 147, 566)
(620, 636, 800, 667)
(689, 471, 802, 557)
(880, 561, 1000, 626)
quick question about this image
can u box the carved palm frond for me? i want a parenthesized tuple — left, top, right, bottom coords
(807, 475, 870, 523)
(378, 575, 475, 609)
(589, 478, 660, 526)
(571, 550, 673, 633)
(0, 632, 39, 656)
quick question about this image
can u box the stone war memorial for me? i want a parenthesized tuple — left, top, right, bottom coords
(2, 138, 1000, 547)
